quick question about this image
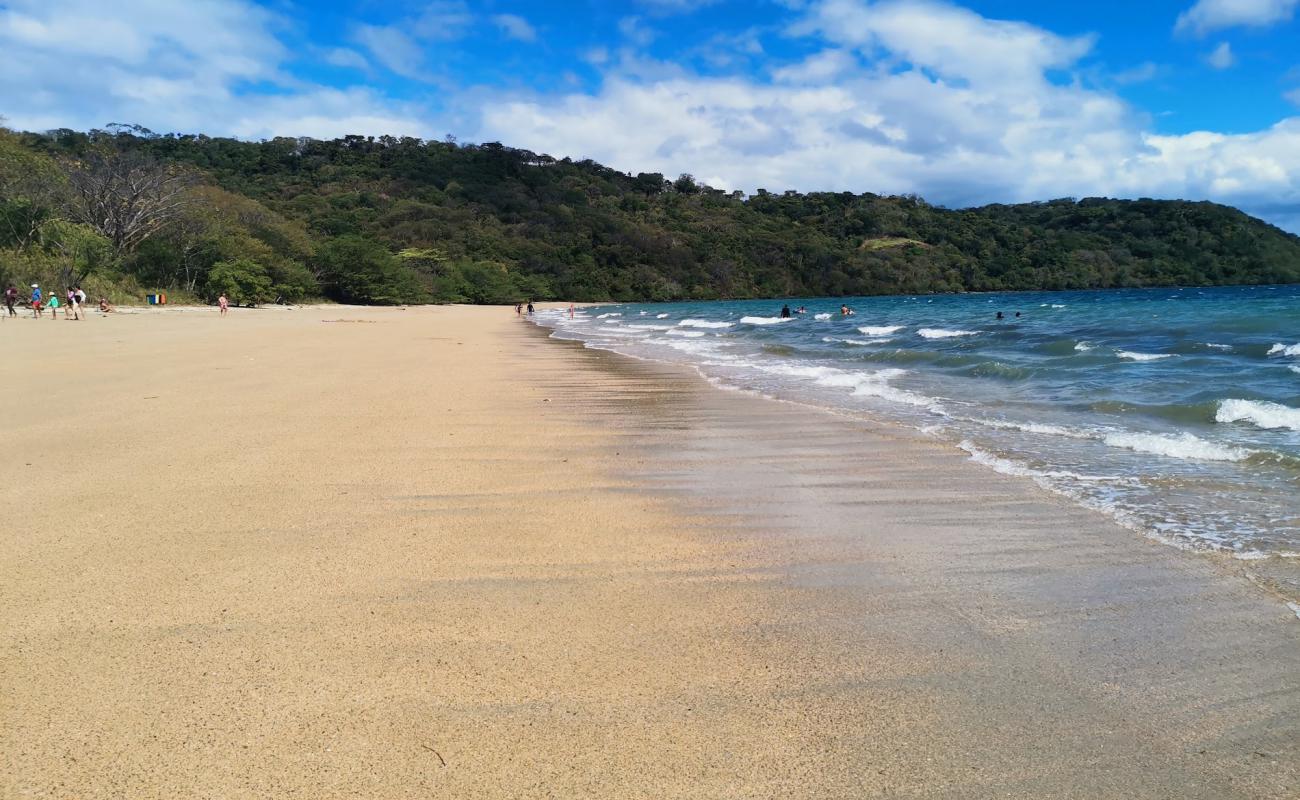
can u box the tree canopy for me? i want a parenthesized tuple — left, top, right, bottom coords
(2, 126, 1298, 304)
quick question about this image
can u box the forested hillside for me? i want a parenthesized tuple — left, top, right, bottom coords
(4, 125, 1299, 305)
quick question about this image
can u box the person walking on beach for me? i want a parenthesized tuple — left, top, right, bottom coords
(218, 293, 229, 315)
(46, 291, 60, 319)
(31, 284, 43, 318)
(515, 303, 522, 316)
(4, 284, 17, 317)
(526, 300, 534, 315)
(66, 288, 82, 321)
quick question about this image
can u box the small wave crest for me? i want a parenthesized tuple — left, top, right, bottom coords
(656, 313, 669, 319)
(1117, 351, 1172, 361)
(1216, 399, 1300, 431)
(596, 312, 622, 318)
(740, 316, 795, 325)
(1267, 342, 1300, 357)
(917, 328, 977, 339)
(858, 325, 903, 336)
(814, 313, 832, 320)
(1103, 431, 1249, 462)
(678, 319, 733, 329)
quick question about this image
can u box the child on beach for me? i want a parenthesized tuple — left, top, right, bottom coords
(218, 293, 229, 315)
(46, 292, 60, 319)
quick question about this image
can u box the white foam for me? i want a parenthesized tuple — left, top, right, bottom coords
(656, 313, 670, 318)
(1074, 341, 1094, 351)
(626, 324, 672, 331)
(759, 364, 939, 409)
(917, 328, 977, 339)
(1291, 366, 1300, 375)
(665, 329, 705, 338)
(1204, 343, 1233, 351)
(1051, 304, 1066, 309)
(1117, 351, 1172, 361)
(958, 442, 1121, 482)
(596, 312, 622, 318)
(678, 319, 733, 329)
(970, 418, 1093, 439)
(1215, 399, 1300, 431)
(1103, 431, 1249, 462)
(858, 325, 903, 336)
(1267, 342, 1300, 357)
(740, 316, 794, 325)
(822, 337, 886, 346)
(814, 313, 832, 320)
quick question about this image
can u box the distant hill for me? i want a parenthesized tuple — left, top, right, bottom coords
(5, 127, 1300, 304)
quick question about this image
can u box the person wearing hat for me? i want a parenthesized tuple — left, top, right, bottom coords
(45, 289, 60, 319)
(30, 284, 42, 318)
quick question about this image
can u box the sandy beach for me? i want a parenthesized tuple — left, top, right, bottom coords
(2, 304, 1296, 798)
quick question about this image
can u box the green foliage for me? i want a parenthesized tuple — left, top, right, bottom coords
(4, 127, 1300, 304)
(314, 235, 424, 304)
(206, 258, 273, 305)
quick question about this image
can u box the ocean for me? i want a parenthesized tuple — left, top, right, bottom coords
(534, 285, 1300, 559)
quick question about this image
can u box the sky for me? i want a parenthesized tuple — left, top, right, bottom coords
(2, 0, 1300, 230)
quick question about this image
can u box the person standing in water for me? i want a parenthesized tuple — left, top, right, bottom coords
(780, 304, 792, 318)
(526, 300, 534, 315)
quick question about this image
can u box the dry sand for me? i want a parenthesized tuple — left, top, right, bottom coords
(1, 304, 1296, 798)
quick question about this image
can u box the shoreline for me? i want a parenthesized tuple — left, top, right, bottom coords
(528, 312, 1300, 614)
(3, 305, 1296, 797)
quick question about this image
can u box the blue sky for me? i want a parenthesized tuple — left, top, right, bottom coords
(2, 0, 1300, 229)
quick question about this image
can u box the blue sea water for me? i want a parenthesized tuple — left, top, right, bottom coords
(535, 285, 1300, 558)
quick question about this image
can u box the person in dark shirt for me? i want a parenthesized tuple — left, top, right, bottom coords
(780, 304, 791, 318)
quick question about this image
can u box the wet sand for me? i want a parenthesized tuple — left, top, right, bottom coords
(1, 305, 1296, 798)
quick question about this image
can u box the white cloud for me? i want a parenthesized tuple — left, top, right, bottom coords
(411, 1, 474, 41)
(0, 0, 430, 139)
(354, 24, 429, 79)
(618, 16, 658, 47)
(1112, 61, 1160, 84)
(468, 0, 1300, 230)
(322, 47, 370, 71)
(491, 13, 537, 42)
(1285, 86, 1300, 106)
(1206, 41, 1235, 68)
(638, 0, 721, 13)
(1175, 0, 1299, 36)
(772, 49, 859, 83)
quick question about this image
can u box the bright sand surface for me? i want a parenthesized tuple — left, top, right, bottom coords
(2, 304, 1297, 798)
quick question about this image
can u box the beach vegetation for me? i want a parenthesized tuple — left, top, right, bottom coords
(2, 125, 1299, 304)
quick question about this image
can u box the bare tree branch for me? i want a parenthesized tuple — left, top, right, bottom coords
(63, 148, 197, 256)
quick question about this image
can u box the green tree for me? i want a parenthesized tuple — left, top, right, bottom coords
(206, 258, 273, 305)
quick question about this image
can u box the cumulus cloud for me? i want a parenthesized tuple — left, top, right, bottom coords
(1175, 0, 1299, 36)
(470, 0, 1300, 230)
(0, 0, 430, 138)
(491, 13, 537, 42)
